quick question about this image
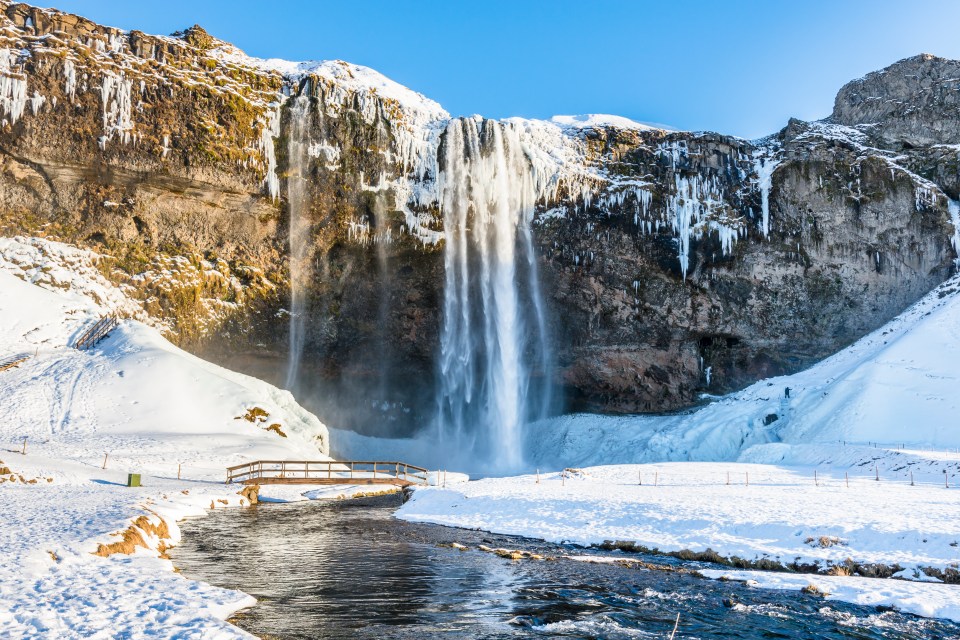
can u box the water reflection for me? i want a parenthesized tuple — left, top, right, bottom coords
(172, 497, 960, 639)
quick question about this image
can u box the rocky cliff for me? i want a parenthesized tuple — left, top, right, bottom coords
(0, 2, 956, 434)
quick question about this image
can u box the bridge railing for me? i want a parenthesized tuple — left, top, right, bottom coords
(74, 314, 118, 351)
(225, 460, 430, 486)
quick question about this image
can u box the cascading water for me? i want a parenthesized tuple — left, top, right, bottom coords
(284, 94, 312, 390)
(435, 118, 554, 473)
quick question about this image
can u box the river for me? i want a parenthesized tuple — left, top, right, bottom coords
(171, 495, 959, 639)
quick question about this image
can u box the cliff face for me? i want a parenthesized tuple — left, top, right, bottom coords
(0, 2, 957, 433)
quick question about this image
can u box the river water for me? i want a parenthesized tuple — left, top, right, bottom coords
(171, 496, 959, 639)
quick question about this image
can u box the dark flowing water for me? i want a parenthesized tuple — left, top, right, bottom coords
(172, 496, 960, 639)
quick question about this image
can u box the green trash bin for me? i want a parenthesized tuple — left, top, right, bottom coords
(127, 473, 141, 487)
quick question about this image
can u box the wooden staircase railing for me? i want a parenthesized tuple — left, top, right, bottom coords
(225, 460, 430, 487)
(74, 314, 118, 351)
(0, 353, 30, 372)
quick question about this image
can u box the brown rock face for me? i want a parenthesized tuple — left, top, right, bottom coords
(0, 2, 957, 434)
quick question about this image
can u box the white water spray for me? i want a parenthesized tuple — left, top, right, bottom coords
(435, 118, 553, 473)
(285, 95, 311, 390)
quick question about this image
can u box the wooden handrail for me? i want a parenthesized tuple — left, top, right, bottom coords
(74, 314, 119, 351)
(225, 459, 430, 487)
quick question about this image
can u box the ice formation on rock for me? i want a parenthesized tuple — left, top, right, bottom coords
(100, 71, 133, 146)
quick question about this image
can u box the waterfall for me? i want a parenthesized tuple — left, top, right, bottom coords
(435, 118, 553, 473)
(285, 95, 311, 390)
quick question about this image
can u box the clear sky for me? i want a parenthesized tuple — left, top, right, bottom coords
(37, 0, 960, 139)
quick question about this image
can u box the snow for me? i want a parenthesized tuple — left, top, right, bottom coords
(550, 113, 664, 131)
(698, 570, 960, 622)
(0, 235, 333, 638)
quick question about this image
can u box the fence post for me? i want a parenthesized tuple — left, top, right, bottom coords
(178, 463, 181, 480)
(814, 469, 818, 487)
(845, 472, 849, 488)
(875, 464, 879, 482)
(910, 470, 914, 486)
(21, 437, 27, 455)
(102, 452, 108, 469)
(655, 471, 658, 487)
(745, 471, 749, 487)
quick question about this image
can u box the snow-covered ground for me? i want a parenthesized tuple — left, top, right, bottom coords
(0, 236, 336, 638)
(394, 274, 960, 622)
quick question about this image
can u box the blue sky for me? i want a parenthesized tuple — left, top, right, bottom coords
(40, 1, 960, 138)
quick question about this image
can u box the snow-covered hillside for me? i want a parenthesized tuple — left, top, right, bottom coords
(0, 235, 333, 638)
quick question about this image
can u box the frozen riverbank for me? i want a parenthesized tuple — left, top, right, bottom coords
(397, 459, 960, 622)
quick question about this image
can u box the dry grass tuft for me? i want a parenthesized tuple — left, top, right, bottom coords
(805, 535, 845, 548)
(265, 423, 287, 438)
(801, 583, 830, 597)
(237, 485, 259, 504)
(93, 514, 171, 558)
(237, 407, 269, 423)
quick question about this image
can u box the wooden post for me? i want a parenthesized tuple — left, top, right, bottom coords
(845, 472, 849, 488)
(814, 469, 818, 487)
(655, 471, 658, 487)
(875, 464, 879, 482)
(373, 462, 377, 479)
(102, 452, 108, 469)
(21, 437, 27, 455)
(177, 463, 181, 480)
(745, 471, 749, 487)
(910, 470, 914, 486)
(726, 471, 730, 486)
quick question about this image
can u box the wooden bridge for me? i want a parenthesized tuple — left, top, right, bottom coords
(225, 460, 430, 487)
(74, 314, 118, 351)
